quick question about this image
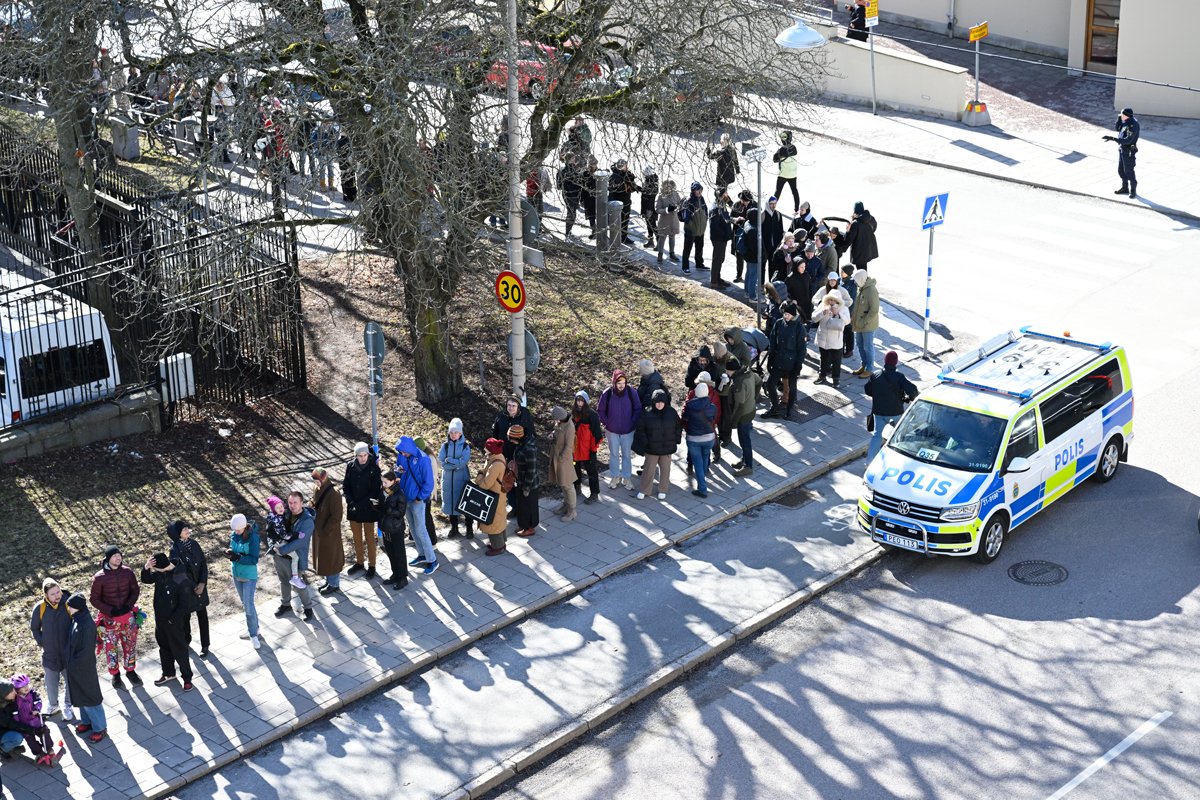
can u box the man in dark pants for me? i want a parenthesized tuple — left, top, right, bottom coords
(140, 554, 194, 690)
(1105, 108, 1140, 199)
(680, 181, 708, 274)
(608, 158, 640, 244)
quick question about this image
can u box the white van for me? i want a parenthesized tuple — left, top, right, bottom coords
(858, 328, 1134, 563)
(0, 270, 121, 426)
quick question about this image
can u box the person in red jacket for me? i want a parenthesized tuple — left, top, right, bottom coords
(89, 546, 142, 688)
(571, 390, 604, 504)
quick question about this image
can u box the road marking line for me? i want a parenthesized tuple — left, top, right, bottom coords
(1046, 710, 1172, 800)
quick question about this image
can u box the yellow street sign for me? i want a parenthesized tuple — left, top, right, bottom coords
(865, 0, 879, 28)
(969, 21, 989, 42)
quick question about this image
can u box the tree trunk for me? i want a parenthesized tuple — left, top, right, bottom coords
(399, 251, 463, 404)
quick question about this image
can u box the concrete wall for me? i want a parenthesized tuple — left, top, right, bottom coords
(1114, 0, 1200, 118)
(812, 21, 969, 120)
(0, 389, 162, 463)
(880, 0, 1072, 57)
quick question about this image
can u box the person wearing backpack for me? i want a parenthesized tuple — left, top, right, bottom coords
(167, 520, 209, 658)
(30, 578, 73, 721)
(865, 351, 919, 460)
(140, 553, 195, 691)
(478, 438, 510, 555)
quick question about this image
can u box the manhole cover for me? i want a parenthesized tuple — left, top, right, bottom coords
(1008, 560, 1069, 586)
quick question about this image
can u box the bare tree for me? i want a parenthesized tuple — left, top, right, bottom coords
(6, 0, 824, 404)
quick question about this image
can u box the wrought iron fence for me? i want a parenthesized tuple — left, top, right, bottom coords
(0, 121, 305, 431)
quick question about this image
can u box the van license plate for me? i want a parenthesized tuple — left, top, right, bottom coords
(887, 534, 923, 551)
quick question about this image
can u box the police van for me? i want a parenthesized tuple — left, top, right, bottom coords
(858, 328, 1133, 563)
(0, 269, 121, 426)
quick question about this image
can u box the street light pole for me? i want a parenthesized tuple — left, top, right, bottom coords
(741, 144, 768, 328)
(504, 0, 526, 402)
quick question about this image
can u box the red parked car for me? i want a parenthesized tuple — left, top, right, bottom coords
(486, 41, 598, 100)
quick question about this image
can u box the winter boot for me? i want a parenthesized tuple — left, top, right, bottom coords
(448, 516, 461, 539)
(464, 516, 475, 538)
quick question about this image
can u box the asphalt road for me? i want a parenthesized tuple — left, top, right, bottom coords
(487, 362, 1200, 800)
(173, 122, 1200, 798)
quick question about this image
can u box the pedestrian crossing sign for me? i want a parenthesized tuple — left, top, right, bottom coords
(922, 193, 949, 229)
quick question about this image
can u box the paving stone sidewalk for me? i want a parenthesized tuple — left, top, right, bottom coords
(801, 23, 1200, 220)
(2, 306, 947, 799)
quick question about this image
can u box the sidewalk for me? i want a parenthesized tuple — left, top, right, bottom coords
(3, 306, 947, 799)
(802, 24, 1200, 221)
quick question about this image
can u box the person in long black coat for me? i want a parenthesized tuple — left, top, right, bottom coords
(65, 594, 107, 742)
(844, 201, 879, 272)
(167, 520, 209, 657)
(343, 442, 384, 578)
(140, 554, 194, 687)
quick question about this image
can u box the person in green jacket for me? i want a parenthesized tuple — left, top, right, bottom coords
(726, 357, 759, 476)
(850, 269, 880, 377)
(226, 514, 262, 650)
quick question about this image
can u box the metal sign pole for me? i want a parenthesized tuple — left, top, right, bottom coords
(504, 0, 526, 402)
(869, 31, 878, 115)
(755, 159, 764, 328)
(923, 226, 934, 359)
(974, 38, 981, 105)
(369, 377, 378, 452)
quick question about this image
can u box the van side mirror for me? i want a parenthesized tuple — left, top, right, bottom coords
(1005, 457, 1031, 475)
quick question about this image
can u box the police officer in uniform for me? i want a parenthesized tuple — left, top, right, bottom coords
(1104, 107, 1140, 199)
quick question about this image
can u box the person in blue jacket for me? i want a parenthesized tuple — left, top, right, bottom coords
(439, 418, 474, 539)
(394, 436, 440, 575)
(274, 493, 315, 622)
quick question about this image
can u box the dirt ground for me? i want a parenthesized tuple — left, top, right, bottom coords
(0, 244, 754, 681)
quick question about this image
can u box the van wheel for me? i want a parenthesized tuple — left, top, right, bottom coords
(972, 515, 1007, 564)
(1094, 436, 1122, 483)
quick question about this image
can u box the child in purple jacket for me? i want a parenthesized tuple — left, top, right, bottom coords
(11, 674, 55, 766)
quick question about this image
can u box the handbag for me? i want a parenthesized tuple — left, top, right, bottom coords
(457, 481, 499, 525)
(866, 413, 875, 433)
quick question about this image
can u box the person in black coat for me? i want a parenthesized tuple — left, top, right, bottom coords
(167, 520, 209, 658)
(141, 553, 194, 688)
(730, 190, 757, 282)
(378, 471, 409, 591)
(844, 201, 879, 272)
(785, 250, 817, 324)
(706, 133, 740, 198)
(761, 197, 785, 262)
(343, 442, 384, 578)
(636, 358, 667, 408)
(634, 389, 682, 499)
(609, 158, 641, 244)
(866, 350, 919, 460)
(65, 594, 107, 742)
(685, 345, 716, 391)
(764, 302, 807, 419)
(847, 0, 869, 41)
(492, 395, 536, 462)
(1105, 107, 1140, 198)
(640, 167, 660, 248)
(510, 426, 540, 537)
(708, 195, 734, 288)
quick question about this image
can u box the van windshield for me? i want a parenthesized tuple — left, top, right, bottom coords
(888, 400, 1007, 473)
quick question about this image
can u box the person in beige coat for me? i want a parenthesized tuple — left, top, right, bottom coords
(548, 406, 577, 521)
(478, 438, 509, 556)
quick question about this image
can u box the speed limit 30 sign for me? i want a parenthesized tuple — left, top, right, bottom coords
(495, 270, 526, 313)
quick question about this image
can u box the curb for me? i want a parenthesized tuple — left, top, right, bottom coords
(145, 438, 870, 799)
(444, 530, 886, 800)
(745, 114, 1200, 224)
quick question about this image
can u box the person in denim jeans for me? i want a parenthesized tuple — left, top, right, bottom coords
(64, 594, 107, 743)
(851, 269, 879, 377)
(228, 513, 261, 649)
(683, 382, 717, 498)
(394, 436, 439, 575)
(865, 350, 919, 461)
(598, 369, 642, 489)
